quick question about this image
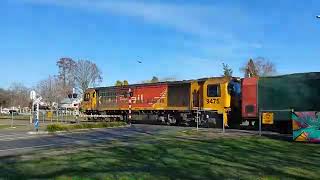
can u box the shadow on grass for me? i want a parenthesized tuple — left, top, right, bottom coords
(0, 130, 319, 180)
(262, 133, 293, 142)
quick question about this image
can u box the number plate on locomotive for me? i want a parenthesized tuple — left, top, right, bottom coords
(206, 99, 220, 104)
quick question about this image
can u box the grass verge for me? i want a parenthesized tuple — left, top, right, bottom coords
(0, 129, 319, 179)
(0, 115, 31, 120)
(46, 122, 127, 132)
(0, 125, 12, 129)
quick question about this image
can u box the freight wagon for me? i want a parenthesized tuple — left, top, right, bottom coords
(241, 72, 320, 133)
(81, 77, 241, 128)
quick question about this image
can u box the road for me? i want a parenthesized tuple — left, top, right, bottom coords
(0, 124, 290, 157)
(0, 124, 194, 157)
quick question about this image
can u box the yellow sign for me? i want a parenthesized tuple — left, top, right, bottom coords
(47, 111, 53, 119)
(262, 112, 274, 124)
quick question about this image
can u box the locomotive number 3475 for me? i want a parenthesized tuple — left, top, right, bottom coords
(206, 98, 220, 104)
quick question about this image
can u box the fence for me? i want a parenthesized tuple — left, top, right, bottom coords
(0, 109, 83, 128)
(37, 110, 81, 124)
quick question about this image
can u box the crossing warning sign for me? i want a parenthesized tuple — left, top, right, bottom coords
(262, 112, 274, 124)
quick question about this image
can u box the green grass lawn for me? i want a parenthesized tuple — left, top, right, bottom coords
(0, 115, 31, 120)
(0, 125, 12, 129)
(0, 130, 319, 180)
(0, 124, 30, 130)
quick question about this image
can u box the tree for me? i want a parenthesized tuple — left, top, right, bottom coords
(115, 80, 129, 86)
(8, 83, 30, 108)
(255, 58, 277, 76)
(240, 57, 276, 77)
(123, 80, 129, 86)
(72, 60, 102, 94)
(56, 57, 76, 92)
(37, 75, 65, 106)
(151, 76, 159, 83)
(115, 80, 123, 86)
(243, 59, 258, 78)
(160, 77, 176, 82)
(222, 63, 233, 77)
(141, 76, 172, 83)
(0, 88, 10, 107)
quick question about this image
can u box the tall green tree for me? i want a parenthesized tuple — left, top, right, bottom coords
(115, 80, 124, 86)
(123, 80, 129, 86)
(222, 63, 233, 77)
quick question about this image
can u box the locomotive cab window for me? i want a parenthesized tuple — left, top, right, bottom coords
(207, 84, 221, 97)
(84, 93, 90, 101)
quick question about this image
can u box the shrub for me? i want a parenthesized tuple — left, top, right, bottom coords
(46, 122, 127, 132)
(47, 124, 69, 132)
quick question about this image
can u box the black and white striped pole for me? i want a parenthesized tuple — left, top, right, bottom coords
(128, 88, 132, 125)
(30, 90, 41, 132)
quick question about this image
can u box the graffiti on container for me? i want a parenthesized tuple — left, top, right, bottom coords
(292, 111, 320, 143)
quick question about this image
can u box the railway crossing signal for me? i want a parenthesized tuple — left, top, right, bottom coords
(30, 91, 42, 132)
(128, 88, 132, 124)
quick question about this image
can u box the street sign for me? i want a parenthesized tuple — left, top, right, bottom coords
(30, 90, 36, 100)
(34, 119, 39, 130)
(262, 112, 274, 124)
(34, 97, 42, 104)
(30, 92, 42, 131)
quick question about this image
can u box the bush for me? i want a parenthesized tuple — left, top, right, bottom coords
(47, 122, 127, 132)
(46, 124, 69, 132)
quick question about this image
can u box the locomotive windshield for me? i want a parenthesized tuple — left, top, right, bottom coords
(207, 84, 221, 97)
(84, 93, 90, 101)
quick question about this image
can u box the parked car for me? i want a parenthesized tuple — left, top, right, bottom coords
(9, 110, 19, 115)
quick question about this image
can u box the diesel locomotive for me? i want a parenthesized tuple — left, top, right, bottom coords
(81, 77, 241, 128)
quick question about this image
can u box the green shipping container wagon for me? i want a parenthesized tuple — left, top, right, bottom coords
(258, 72, 320, 121)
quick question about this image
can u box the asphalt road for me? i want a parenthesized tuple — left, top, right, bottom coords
(0, 124, 195, 157)
(0, 124, 290, 157)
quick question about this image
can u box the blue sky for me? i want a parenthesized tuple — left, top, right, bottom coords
(1, 0, 320, 88)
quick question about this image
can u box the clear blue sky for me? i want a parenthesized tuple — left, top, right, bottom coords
(1, 0, 320, 88)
